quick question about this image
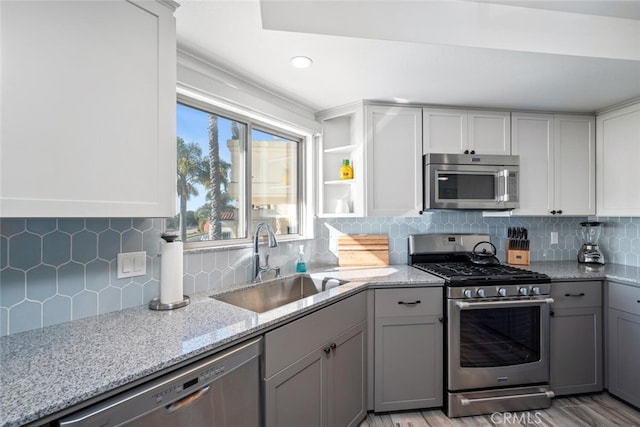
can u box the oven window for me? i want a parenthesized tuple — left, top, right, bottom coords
(437, 173, 495, 200)
(459, 306, 540, 367)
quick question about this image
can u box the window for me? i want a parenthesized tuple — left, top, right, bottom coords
(168, 100, 303, 246)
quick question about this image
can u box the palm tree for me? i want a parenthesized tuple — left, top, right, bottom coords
(208, 115, 222, 240)
(176, 137, 207, 242)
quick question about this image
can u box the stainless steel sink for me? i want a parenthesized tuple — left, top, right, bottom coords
(211, 274, 347, 313)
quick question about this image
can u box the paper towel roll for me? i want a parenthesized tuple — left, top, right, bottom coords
(160, 236, 183, 304)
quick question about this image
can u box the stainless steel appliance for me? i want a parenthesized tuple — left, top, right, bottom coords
(58, 337, 262, 427)
(409, 234, 554, 418)
(577, 221, 605, 264)
(423, 153, 519, 211)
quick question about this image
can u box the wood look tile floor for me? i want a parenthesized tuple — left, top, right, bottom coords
(358, 394, 640, 427)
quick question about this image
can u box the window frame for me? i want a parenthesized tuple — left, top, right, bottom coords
(174, 94, 310, 250)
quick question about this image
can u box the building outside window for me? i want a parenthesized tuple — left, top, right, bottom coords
(169, 100, 302, 246)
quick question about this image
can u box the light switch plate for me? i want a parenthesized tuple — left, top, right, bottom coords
(117, 251, 147, 279)
(550, 232, 558, 245)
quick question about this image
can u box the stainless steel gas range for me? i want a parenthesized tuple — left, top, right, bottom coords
(409, 233, 554, 418)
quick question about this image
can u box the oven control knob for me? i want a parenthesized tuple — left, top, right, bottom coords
(463, 289, 473, 298)
(498, 288, 508, 297)
(476, 288, 486, 298)
(519, 287, 530, 296)
(531, 286, 541, 295)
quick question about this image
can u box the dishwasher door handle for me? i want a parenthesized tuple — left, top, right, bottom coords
(165, 385, 211, 415)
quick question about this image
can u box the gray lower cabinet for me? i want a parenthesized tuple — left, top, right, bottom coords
(264, 292, 367, 427)
(374, 287, 443, 412)
(549, 281, 602, 396)
(608, 281, 640, 408)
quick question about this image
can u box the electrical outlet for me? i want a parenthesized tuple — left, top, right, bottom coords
(117, 251, 147, 278)
(550, 232, 558, 245)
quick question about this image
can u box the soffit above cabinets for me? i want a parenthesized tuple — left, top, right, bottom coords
(261, 0, 640, 61)
(175, 0, 640, 113)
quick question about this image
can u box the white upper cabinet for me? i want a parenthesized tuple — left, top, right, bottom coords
(596, 102, 640, 216)
(365, 106, 422, 217)
(468, 111, 511, 155)
(423, 108, 511, 155)
(422, 108, 467, 153)
(317, 103, 422, 217)
(512, 113, 595, 216)
(511, 113, 554, 216)
(0, 0, 177, 218)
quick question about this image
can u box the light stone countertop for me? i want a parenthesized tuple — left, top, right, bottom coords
(0, 265, 440, 427)
(2, 261, 639, 427)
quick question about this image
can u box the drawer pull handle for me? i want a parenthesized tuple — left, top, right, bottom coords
(398, 300, 421, 306)
(565, 293, 585, 297)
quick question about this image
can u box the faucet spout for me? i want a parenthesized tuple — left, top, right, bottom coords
(253, 222, 279, 282)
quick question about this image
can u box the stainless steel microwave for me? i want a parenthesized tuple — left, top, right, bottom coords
(424, 153, 519, 211)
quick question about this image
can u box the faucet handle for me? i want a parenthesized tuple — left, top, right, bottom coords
(264, 253, 270, 267)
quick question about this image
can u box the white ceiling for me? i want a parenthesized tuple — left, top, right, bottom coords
(175, 0, 640, 114)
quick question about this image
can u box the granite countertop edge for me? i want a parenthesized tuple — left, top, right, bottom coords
(2, 262, 640, 427)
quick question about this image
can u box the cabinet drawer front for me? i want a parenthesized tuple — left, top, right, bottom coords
(609, 282, 640, 315)
(551, 281, 601, 308)
(264, 292, 366, 379)
(375, 288, 442, 317)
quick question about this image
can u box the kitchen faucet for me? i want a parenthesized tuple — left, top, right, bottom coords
(253, 221, 280, 282)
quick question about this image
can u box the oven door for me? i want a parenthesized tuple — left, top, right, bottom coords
(447, 297, 552, 391)
(425, 163, 519, 210)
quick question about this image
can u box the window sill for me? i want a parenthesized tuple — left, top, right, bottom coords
(183, 235, 312, 254)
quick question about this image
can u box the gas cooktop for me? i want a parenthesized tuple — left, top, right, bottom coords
(412, 261, 550, 286)
(408, 233, 550, 286)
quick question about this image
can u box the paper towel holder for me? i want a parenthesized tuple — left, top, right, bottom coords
(149, 295, 190, 311)
(149, 233, 191, 311)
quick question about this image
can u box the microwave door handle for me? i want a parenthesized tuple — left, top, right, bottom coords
(498, 169, 509, 202)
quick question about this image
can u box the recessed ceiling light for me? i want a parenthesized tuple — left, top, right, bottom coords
(290, 56, 313, 69)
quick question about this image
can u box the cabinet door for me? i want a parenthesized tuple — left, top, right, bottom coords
(264, 348, 327, 427)
(328, 322, 367, 427)
(511, 113, 554, 215)
(0, 1, 176, 217)
(366, 106, 422, 216)
(550, 307, 602, 395)
(608, 308, 640, 407)
(422, 108, 467, 154)
(468, 111, 511, 155)
(374, 314, 443, 411)
(374, 287, 443, 412)
(554, 115, 595, 215)
(596, 102, 640, 216)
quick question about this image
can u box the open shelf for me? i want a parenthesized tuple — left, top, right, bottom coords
(323, 144, 357, 154)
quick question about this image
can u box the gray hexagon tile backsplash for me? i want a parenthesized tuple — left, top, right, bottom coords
(1, 214, 639, 336)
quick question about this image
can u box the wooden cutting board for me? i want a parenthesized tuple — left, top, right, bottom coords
(338, 234, 389, 267)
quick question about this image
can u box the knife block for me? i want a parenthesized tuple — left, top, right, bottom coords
(506, 241, 530, 265)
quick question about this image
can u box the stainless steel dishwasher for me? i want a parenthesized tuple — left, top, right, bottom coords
(58, 337, 262, 427)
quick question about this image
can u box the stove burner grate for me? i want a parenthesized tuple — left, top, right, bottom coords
(412, 262, 550, 285)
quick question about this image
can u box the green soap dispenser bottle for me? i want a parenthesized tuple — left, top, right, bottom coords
(295, 245, 307, 273)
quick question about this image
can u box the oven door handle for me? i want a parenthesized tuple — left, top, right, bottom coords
(455, 297, 554, 310)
